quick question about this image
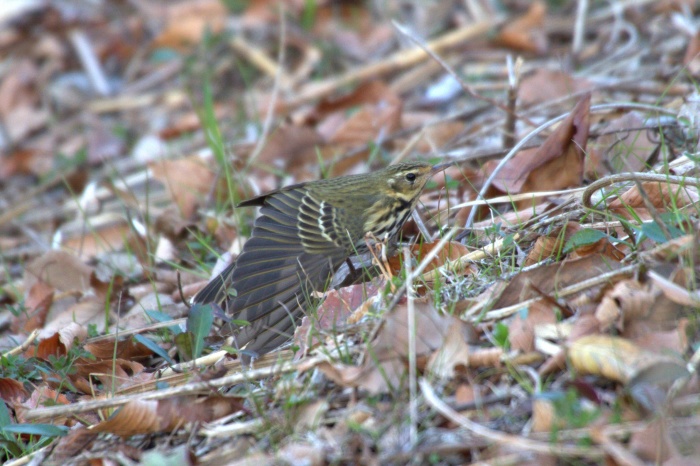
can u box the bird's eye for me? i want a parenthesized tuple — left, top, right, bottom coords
(405, 173, 416, 182)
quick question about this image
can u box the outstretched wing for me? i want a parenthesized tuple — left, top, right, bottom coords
(193, 188, 349, 356)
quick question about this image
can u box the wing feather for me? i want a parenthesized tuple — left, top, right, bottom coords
(193, 188, 348, 357)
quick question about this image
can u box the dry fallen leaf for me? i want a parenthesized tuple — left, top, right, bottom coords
(149, 156, 216, 219)
(317, 300, 474, 394)
(493, 1, 548, 54)
(90, 395, 244, 437)
(568, 334, 687, 385)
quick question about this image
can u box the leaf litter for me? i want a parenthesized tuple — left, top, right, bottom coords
(1, 1, 700, 464)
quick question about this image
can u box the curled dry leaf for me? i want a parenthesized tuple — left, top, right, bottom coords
(490, 93, 590, 208)
(493, 1, 548, 54)
(36, 322, 87, 359)
(595, 279, 657, 331)
(90, 395, 244, 437)
(508, 301, 557, 353)
(568, 335, 687, 385)
(15, 387, 70, 424)
(0, 378, 28, 403)
(73, 358, 146, 393)
(84, 338, 153, 361)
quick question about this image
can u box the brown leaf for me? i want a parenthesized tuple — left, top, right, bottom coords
(608, 181, 700, 221)
(523, 222, 582, 266)
(42, 297, 105, 338)
(629, 419, 678, 463)
(0, 378, 28, 403)
(12, 280, 54, 333)
(50, 427, 98, 461)
(492, 94, 590, 200)
(73, 358, 145, 393)
(317, 300, 474, 394)
(24, 250, 94, 294)
(35, 323, 87, 360)
(255, 124, 325, 174)
(493, 253, 624, 309)
(91, 396, 244, 437)
(568, 335, 687, 384)
(493, 1, 548, 54)
(426, 321, 470, 379)
(16, 386, 70, 423)
(84, 338, 153, 360)
(314, 5, 393, 61)
(386, 241, 471, 277)
(152, 0, 227, 50)
(594, 280, 657, 331)
(149, 156, 216, 219)
(508, 301, 557, 353)
(60, 215, 132, 260)
(519, 69, 593, 107)
(585, 112, 659, 178)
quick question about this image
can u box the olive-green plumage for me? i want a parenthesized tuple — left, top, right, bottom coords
(193, 161, 448, 357)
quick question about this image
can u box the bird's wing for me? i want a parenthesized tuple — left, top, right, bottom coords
(194, 188, 349, 357)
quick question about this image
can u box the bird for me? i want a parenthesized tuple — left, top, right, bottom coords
(192, 161, 450, 358)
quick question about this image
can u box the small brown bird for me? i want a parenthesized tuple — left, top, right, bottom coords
(193, 161, 449, 357)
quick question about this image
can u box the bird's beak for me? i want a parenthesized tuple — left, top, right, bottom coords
(430, 161, 455, 175)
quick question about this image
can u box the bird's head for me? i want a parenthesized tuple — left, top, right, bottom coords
(382, 161, 452, 200)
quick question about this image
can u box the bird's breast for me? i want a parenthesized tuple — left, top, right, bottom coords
(362, 196, 415, 242)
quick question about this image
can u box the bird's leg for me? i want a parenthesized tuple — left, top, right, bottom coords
(364, 232, 396, 291)
(345, 257, 357, 275)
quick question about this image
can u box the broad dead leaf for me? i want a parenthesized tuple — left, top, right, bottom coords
(91, 395, 244, 437)
(493, 1, 548, 54)
(568, 334, 687, 385)
(24, 250, 93, 294)
(594, 279, 657, 331)
(519, 69, 593, 107)
(491, 94, 590, 204)
(152, 0, 226, 50)
(493, 253, 625, 309)
(35, 322, 87, 359)
(149, 156, 216, 219)
(0, 378, 28, 403)
(59, 214, 132, 260)
(84, 338, 153, 361)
